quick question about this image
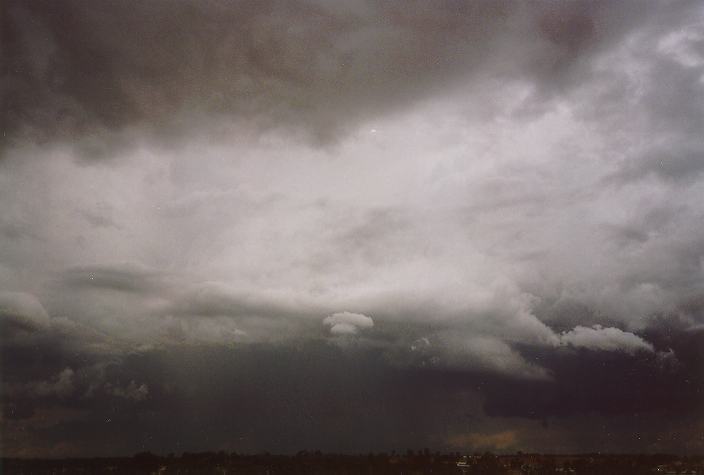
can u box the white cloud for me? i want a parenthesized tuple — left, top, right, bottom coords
(559, 325, 654, 354)
(323, 311, 374, 336)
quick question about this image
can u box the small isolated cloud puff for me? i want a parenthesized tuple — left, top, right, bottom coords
(323, 311, 374, 336)
(560, 325, 654, 354)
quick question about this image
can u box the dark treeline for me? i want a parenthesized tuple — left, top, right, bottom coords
(3, 451, 703, 474)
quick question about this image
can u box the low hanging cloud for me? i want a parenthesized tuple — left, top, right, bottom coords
(418, 333, 553, 381)
(323, 311, 374, 336)
(559, 325, 654, 354)
(0, 291, 51, 331)
(8, 368, 76, 400)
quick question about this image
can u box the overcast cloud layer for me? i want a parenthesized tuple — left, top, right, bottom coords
(2, 0, 704, 457)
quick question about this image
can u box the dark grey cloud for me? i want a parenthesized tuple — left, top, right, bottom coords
(3, 321, 702, 456)
(3, 0, 688, 156)
(484, 325, 704, 422)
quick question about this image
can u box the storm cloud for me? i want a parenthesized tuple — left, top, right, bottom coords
(2, 0, 704, 457)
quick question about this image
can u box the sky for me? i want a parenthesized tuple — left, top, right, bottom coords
(2, 0, 704, 457)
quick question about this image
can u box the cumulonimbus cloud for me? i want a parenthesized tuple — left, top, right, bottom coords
(2, 0, 704, 457)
